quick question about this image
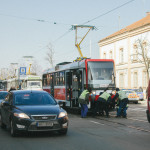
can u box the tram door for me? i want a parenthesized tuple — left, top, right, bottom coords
(72, 70, 83, 107)
(65, 71, 72, 107)
(50, 74, 54, 97)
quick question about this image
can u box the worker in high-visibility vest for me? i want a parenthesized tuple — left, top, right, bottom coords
(78, 87, 92, 118)
(97, 90, 111, 117)
(115, 88, 128, 118)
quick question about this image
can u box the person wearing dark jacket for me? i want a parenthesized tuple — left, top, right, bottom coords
(115, 88, 128, 118)
(97, 90, 111, 117)
(78, 87, 92, 118)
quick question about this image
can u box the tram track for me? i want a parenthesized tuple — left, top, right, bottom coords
(92, 115, 150, 133)
(66, 107, 150, 133)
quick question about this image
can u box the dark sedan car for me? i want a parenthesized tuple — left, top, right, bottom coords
(0, 90, 68, 136)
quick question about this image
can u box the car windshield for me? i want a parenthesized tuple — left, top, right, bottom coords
(0, 92, 8, 99)
(125, 91, 135, 94)
(14, 93, 57, 105)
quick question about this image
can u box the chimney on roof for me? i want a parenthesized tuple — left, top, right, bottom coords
(146, 12, 150, 16)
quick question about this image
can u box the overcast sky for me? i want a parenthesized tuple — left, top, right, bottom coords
(0, 0, 149, 72)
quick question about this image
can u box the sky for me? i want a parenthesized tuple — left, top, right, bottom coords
(0, 0, 150, 73)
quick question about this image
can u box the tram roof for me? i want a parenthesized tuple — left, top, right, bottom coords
(43, 60, 86, 74)
(43, 59, 114, 74)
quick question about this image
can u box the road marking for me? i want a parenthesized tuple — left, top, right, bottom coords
(90, 121, 104, 125)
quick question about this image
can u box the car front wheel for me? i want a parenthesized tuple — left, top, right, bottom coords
(10, 119, 17, 137)
(58, 129, 68, 135)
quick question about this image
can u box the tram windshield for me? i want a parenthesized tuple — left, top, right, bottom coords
(88, 61, 115, 88)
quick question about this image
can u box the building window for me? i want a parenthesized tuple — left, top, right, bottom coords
(133, 72, 138, 88)
(119, 48, 123, 63)
(143, 41, 148, 55)
(103, 52, 106, 59)
(119, 73, 124, 89)
(109, 51, 112, 59)
(143, 71, 147, 88)
(133, 44, 138, 61)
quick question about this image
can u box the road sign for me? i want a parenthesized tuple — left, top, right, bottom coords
(20, 67, 26, 75)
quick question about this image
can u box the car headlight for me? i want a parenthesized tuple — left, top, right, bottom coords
(58, 112, 67, 118)
(92, 91, 96, 95)
(14, 113, 30, 119)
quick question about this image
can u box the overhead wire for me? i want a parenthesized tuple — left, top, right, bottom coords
(0, 0, 137, 67)
(0, 13, 72, 25)
(82, 0, 136, 24)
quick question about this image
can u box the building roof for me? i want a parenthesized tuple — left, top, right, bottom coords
(99, 12, 150, 42)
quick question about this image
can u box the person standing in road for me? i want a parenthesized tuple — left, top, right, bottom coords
(78, 87, 92, 118)
(97, 89, 111, 117)
(115, 88, 128, 118)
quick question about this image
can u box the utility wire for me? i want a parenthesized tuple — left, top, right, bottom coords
(0, 13, 71, 25)
(53, 29, 72, 42)
(82, 0, 136, 24)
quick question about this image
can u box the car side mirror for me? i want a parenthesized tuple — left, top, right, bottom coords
(58, 101, 63, 105)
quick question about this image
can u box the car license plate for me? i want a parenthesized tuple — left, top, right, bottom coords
(37, 122, 53, 127)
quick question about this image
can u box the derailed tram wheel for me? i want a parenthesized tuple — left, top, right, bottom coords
(146, 110, 150, 123)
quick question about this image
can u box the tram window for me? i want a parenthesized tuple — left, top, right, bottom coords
(60, 72, 64, 85)
(47, 74, 50, 86)
(50, 74, 53, 85)
(55, 72, 60, 86)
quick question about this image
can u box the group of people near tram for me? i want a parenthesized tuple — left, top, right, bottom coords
(78, 87, 129, 118)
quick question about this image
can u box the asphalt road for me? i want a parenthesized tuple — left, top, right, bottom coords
(0, 100, 150, 150)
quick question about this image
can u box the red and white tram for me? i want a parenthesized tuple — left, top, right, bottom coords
(42, 59, 116, 109)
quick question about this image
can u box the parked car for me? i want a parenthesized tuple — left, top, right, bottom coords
(123, 90, 139, 104)
(146, 80, 150, 123)
(0, 91, 8, 111)
(0, 90, 68, 136)
(132, 89, 144, 100)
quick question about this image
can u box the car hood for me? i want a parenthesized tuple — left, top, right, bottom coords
(14, 105, 61, 115)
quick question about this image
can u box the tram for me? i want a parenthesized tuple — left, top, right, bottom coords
(42, 59, 116, 109)
(2, 75, 42, 91)
(0, 80, 4, 91)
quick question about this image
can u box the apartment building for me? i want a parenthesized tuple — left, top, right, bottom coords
(98, 13, 150, 93)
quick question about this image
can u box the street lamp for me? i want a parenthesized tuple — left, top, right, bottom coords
(23, 56, 33, 75)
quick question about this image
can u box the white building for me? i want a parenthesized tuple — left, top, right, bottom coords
(98, 13, 150, 94)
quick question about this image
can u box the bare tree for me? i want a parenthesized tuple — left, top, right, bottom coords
(31, 60, 43, 76)
(131, 37, 150, 82)
(45, 43, 55, 68)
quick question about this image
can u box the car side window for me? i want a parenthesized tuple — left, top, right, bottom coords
(9, 94, 13, 105)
